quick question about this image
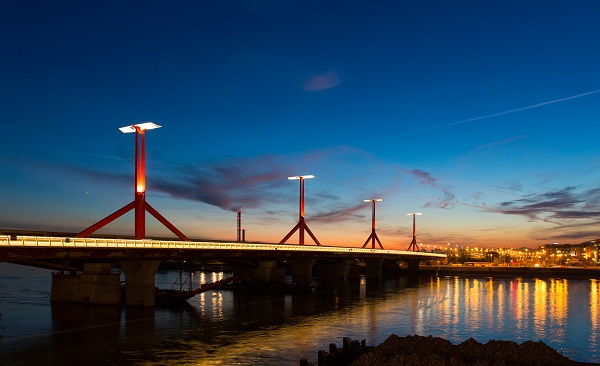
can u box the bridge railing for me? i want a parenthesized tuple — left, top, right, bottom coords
(0, 235, 446, 258)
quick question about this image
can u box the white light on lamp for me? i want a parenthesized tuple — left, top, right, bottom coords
(288, 175, 315, 180)
(363, 198, 384, 202)
(119, 122, 161, 133)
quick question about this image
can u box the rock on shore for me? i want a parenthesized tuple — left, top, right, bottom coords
(351, 334, 589, 366)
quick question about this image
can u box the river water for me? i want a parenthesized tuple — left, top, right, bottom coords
(0, 262, 598, 365)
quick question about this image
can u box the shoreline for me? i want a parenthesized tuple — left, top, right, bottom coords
(304, 334, 600, 366)
(417, 265, 600, 279)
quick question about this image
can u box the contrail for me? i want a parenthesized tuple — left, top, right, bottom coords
(404, 89, 600, 136)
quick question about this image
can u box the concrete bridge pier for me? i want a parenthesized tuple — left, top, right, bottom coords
(287, 258, 316, 284)
(256, 260, 286, 283)
(364, 258, 384, 280)
(234, 260, 286, 284)
(120, 259, 161, 307)
(50, 263, 121, 304)
(405, 258, 421, 276)
(318, 259, 361, 281)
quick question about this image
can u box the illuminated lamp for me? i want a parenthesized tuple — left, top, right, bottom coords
(279, 175, 321, 245)
(361, 198, 384, 249)
(406, 213, 422, 252)
(76, 122, 188, 241)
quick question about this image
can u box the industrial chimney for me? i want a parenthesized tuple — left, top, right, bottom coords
(237, 210, 241, 242)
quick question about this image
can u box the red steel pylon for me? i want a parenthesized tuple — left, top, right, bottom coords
(361, 198, 384, 249)
(279, 175, 321, 246)
(76, 122, 188, 241)
(406, 213, 422, 252)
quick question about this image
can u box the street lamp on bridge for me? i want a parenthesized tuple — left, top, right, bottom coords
(279, 175, 321, 246)
(361, 198, 384, 249)
(76, 122, 189, 241)
(406, 212, 422, 252)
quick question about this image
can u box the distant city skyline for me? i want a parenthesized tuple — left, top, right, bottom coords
(2, 1, 600, 249)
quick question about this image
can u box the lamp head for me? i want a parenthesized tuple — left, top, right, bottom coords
(119, 122, 161, 133)
(288, 175, 315, 180)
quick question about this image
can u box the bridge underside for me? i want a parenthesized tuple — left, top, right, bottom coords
(1, 236, 446, 307)
(6, 257, 424, 307)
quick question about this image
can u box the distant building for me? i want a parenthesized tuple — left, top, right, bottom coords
(539, 241, 599, 266)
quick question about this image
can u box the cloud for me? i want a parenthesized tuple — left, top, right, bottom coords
(57, 146, 384, 216)
(302, 71, 341, 91)
(147, 147, 389, 222)
(399, 168, 457, 209)
(493, 186, 582, 220)
(477, 134, 528, 150)
(54, 154, 289, 212)
(479, 186, 600, 242)
(309, 203, 366, 224)
(407, 169, 438, 188)
(39, 147, 463, 231)
(439, 187, 457, 209)
(486, 182, 523, 192)
(150, 157, 290, 212)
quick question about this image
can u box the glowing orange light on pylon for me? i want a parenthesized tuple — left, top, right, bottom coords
(121, 122, 158, 196)
(76, 122, 189, 241)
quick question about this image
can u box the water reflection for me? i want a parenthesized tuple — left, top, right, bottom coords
(591, 279, 599, 354)
(1, 265, 599, 365)
(425, 278, 577, 343)
(533, 279, 547, 338)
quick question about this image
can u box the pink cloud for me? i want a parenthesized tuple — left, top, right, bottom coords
(310, 203, 366, 224)
(302, 71, 341, 91)
(396, 168, 438, 188)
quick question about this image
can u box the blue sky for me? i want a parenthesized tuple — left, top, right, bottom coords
(2, 1, 600, 249)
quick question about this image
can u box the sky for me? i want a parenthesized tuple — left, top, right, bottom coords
(2, 1, 600, 250)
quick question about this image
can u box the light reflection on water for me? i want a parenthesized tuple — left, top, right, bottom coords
(1, 263, 599, 365)
(591, 280, 600, 356)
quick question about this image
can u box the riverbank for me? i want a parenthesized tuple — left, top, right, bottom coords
(305, 334, 600, 366)
(417, 265, 600, 279)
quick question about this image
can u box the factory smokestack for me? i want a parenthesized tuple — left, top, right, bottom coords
(237, 210, 241, 242)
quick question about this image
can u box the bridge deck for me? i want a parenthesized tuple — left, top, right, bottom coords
(0, 235, 447, 261)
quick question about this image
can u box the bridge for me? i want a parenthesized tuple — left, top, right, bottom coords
(0, 123, 446, 307)
(0, 235, 445, 307)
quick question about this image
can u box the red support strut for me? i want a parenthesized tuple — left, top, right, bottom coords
(76, 122, 189, 241)
(406, 213, 422, 252)
(279, 175, 321, 246)
(361, 199, 384, 249)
